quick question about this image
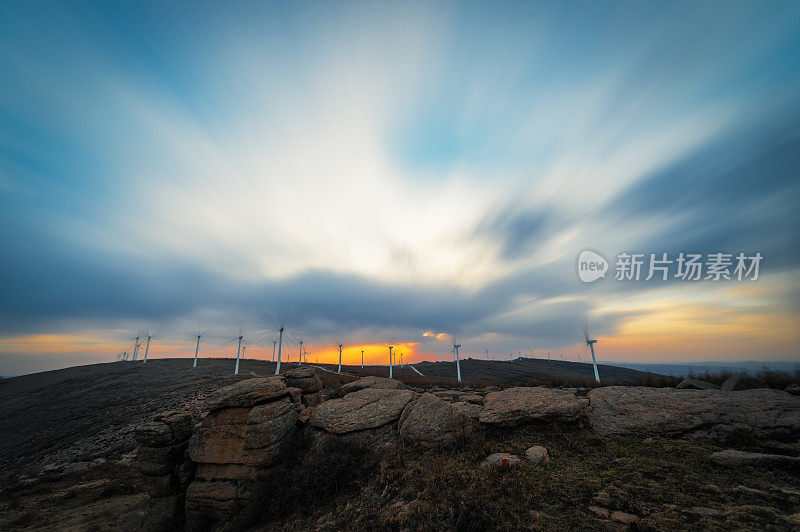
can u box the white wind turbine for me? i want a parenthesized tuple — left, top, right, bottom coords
(583, 323, 601, 384)
(189, 325, 205, 368)
(330, 340, 344, 373)
(263, 306, 295, 376)
(387, 344, 394, 378)
(226, 322, 248, 375)
(142, 329, 156, 363)
(297, 338, 303, 364)
(361, 347, 364, 368)
(130, 331, 142, 361)
(453, 334, 462, 382)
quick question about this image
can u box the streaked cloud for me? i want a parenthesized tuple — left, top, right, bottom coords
(1, 1, 799, 373)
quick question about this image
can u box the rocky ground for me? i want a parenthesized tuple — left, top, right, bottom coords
(1, 359, 799, 530)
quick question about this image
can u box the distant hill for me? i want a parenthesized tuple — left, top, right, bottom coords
(409, 357, 669, 385)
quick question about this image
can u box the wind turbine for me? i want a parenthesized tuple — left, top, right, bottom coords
(264, 305, 295, 376)
(361, 348, 364, 368)
(334, 342, 343, 373)
(486, 348, 489, 360)
(272, 338, 276, 362)
(388, 344, 394, 378)
(131, 332, 141, 361)
(189, 325, 205, 368)
(142, 329, 155, 363)
(583, 323, 601, 383)
(226, 322, 247, 375)
(453, 334, 462, 382)
(298, 338, 304, 365)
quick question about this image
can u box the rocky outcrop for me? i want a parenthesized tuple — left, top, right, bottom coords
(677, 379, 719, 390)
(720, 374, 766, 391)
(135, 410, 195, 529)
(399, 393, 469, 446)
(587, 386, 800, 440)
(479, 387, 586, 426)
(283, 367, 323, 407)
(786, 384, 800, 396)
(340, 376, 405, 394)
(206, 377, 289, 410)
(310, 388, 415, 448)
(185, 377, 298, 530)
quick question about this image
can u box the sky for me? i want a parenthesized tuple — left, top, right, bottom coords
(1, 1, 799, 375)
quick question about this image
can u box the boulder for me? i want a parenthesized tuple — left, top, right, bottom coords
(587, 386, 800, 440)
(786, 384, 800, 396)
(285, 367, 322, 393)
(710, 449, 800, 468)
(206, 377, 288, 411)
(340, 376, 405, 394)
(399, 393, 469, 446)
(524, 445, 550, 464)
(189, 398, 297, 467)
(677, 379, 720, 390)
(479, 387, 586, 426)
(479, 452, 522, 470)
(310, 388, 415, 434)
(720, 374, 766, 391)
(135, 411, 194, 447)
(452, 401, 482, 420)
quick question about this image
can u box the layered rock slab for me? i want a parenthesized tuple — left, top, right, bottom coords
(340, 376, 405, 394)
(399, 393, 469, 446)
(135, 410, 195, 528)
(587, 386, 800, 440)
(479, 387, 586, 426)
(310, 388, 415, 448)
(185, 377, 298, 530)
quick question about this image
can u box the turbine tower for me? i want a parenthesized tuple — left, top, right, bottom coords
(272, 339, 276, 362)
(337, 343, 343, 373)
(583, 323, 601, 383)
(264, 305, 294, 376)
(298, 339, 304, 365)
(142, 329, 154, 363)
(388, 345, 393, 378)
(131, 333, 141, 361)
(276, 326, 284, 375)
(230, 322, 246, 375)
(190, 325, 205, 368)
(453, 334, 462, 382)
(361, 348, 364, 368)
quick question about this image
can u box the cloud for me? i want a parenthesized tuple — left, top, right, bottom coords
(1, 1, 799, 373)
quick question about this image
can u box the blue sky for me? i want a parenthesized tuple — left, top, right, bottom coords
(1, 1, 799, 374)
